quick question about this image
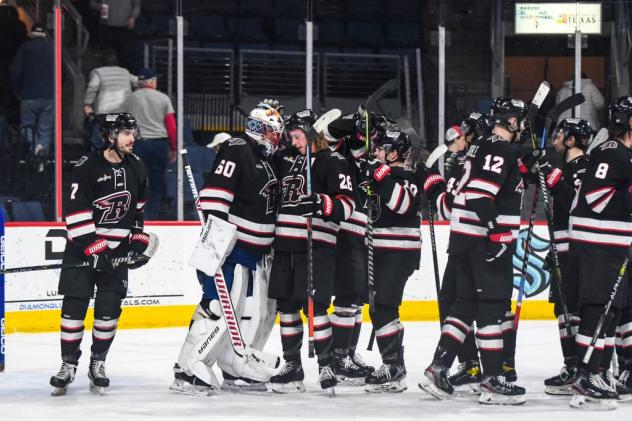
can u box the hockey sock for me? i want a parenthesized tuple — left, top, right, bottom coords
(457, 331, 479, 363)
(576, 304, 606, 374)
(313, 313, 333, 365)
(556, 311, 580, 364)
(90, 291, 122, 359)
(476, 323, 504, 377)
(621, 309, 632, 371)
(501, 310, 516, 366)
(348, 307, 363, 355)
(600, 311, 620, 372)
(375, 320, 404, 363)
(60, 296, 89, 360)
(279, 312, 303, 362)
(330, 305, 357, 357)
(433, 316, 470, 367)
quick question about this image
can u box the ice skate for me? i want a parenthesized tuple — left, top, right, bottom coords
(603, 370, 632, 403)
(50, 355, 79, 396)
(544, 365, 577, 395)
(449, 360, 481, 395)
(478, 375, 526, 405)
(350, 351, 374, 376)
(88, 359, 110, 395)
(269, 360, 306, 394)
(418, 363, 453, 399)
(318, 363, 338, 396)
(169, 363, 218, 396)
(221, 371, 267, 393)
(570, 370, 618, 410)
(365, 361, 407, 393)
(333, 355, 366, 386)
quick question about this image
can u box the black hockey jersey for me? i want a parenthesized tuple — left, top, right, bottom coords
(370, 165, 421, 253)
(418, 150, 467, 221)
(448, 135, 524, 252)
(64, 151, 147, 253)
(273, 148, 355, 251)
(569, 139, 632, 249)
(198, 137, 278, 254)
(548, 154, 588, 253)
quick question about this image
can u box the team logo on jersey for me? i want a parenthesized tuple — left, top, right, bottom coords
(599, 140, 618, 151)
(75, 156, 88, 167)
(93, 191, 131, 224)
(511, 228, 550, 298)
(281, 176, 305, 205)
(97, 174, 112, 183)
(259, 161, 278, 214)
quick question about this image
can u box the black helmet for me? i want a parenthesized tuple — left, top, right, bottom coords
(555, 118, 593, 150)
(461, 112, 493, 138)
(285, 109, 318, 134)
(101, 112, 139, 142)
(376, 129, 410, 161)
(608, 96, 632, 131)
(490, 97, 528, 133)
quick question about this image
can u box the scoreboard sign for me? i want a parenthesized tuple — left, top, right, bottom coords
(515, 2, 602, 34)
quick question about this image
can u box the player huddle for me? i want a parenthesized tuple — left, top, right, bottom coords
(47, 93, 631, 410)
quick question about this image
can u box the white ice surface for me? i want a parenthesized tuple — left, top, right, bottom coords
(1, 321, 630, 420)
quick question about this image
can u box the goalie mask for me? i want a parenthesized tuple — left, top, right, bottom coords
(246, 103, 284, 157)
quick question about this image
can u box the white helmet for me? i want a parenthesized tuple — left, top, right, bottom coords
(246, 103, 284, 157)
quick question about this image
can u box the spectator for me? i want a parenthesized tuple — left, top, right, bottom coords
(90, 0, 141, 71)
(207, 132, 230, 152)
(84, 49, 137, 149)
(556, 72, 605, 130)
(123, 67, 176, 220)
(10, 23, 54, 164)
(0, 3, 27, 147)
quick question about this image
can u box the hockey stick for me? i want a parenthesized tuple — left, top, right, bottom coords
(1, 242, 158, 275)
(366, 79, 399, 115)
(425, 144, 448, 169)
(513, 82, 550, 328)
(180, 149, 280, 370)
(304, 109, 342, 359)
(583, 253, 630, 364)
(524, 94, 585, 336)
(365, 110, 377, 351)
(426, 199, 441, 324)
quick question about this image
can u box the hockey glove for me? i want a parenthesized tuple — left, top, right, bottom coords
(127, 232, 152, 269)
(422, 170, 446, 203)
(295, 193, 334, 219)
(359, 158, 390, 182)
(83, 239, 116, 274)
(521, 147, 544, 171)
(485, 222, 513, 263)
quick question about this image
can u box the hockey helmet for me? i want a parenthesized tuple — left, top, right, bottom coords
(375, 129, 410, 161)
(246, 102, 284, 157)
(461, 112, 493, 138)
(554, 118, 593, 150)
(490, 97, 528, 134)
(285, 109, 318, 135)
(101, 112, 139, 143)
(608, 96, 632, 131)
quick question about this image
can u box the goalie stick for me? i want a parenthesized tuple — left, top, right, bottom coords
(180, 148, 280, 370)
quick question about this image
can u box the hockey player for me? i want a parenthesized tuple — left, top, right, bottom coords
(418, 113, 493, 394)
(418, 97, 528, 405)
(526, 118, 591, 395)
(358, 128, 421, 393)
(49, 113, 152, 395)
(567, 97, 632, 409)
(268, 109, 356, 393)
(170, 102, 281, 395)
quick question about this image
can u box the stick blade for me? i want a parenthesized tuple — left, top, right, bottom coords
(366, 79, 399, 113)
(312, 109, 342, 133)
(425, 144, 448, 169)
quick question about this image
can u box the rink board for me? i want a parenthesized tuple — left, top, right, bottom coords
(3, 222, 555, 333)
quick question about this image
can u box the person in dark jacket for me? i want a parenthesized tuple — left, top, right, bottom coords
(10, 23, 54, 161)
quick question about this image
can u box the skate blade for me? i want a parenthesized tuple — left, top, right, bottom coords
(270, 381, 306, 394)
(617, 393, 632, 403)
(478, 391, 526, 405)
(544, 385, 574, 396)
(335, 375, 366, 387)
(365, 380, 407, 394)
(453, 383, 481, 396)
(418, 380, 452, 400)
(221, 382, 268, 394)
(169, 379, 217, 396)
(569, 394, 618, 410)
(50, 386, 68, 396)
(89, 383, 106, 396)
